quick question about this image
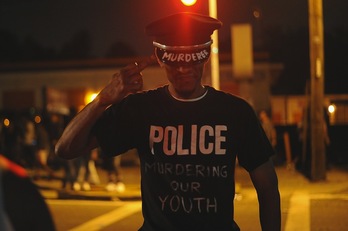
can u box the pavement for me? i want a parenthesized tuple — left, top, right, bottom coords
(33, 163, 348, 200)
(32, 162, 348, 230)
(32, 164, 143, 201)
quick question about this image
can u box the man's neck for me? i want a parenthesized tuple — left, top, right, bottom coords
(168, 85, 207, 100)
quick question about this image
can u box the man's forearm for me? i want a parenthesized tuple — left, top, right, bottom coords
(250, 160, 281, 231)
(258, 189, 281, 231)
(55, 98, 107, 159)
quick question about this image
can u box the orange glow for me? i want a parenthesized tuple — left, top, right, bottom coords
(328, 104, 336, 114)
(3, 118, 10, 127)
(84, 92, 99, 105)
(181, 0, 197, 6)
(34, 115, 41, 124)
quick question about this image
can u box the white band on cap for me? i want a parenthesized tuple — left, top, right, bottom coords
(153, 40, 213, 51)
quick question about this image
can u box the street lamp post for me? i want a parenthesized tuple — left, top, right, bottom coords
(208, 0, 220, 90)
(181, 0, 220, 90)
(308, 0, 326, 180)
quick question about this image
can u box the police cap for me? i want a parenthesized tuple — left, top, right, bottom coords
(145, 12, 222, 47)
(145, 12, 222, 66)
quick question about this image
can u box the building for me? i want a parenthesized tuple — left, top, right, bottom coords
(1, 57, 347, 165)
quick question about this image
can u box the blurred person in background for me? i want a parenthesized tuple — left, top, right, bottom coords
(0, 115, 24, 165)
(71, 150, 92, 191)
(20, 116, 37, 170)
(102, 151, 125, 193)
(259, 110, 277, 150)
(33, 117, 56, 180)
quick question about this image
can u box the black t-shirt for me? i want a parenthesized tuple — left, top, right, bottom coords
(93, 86, 274, 231)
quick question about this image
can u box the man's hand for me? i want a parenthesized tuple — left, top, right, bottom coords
(97, 55, 157, 107)
(55, 55, 158, 159)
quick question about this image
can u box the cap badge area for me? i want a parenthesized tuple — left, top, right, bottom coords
(154, 41, 212, 66)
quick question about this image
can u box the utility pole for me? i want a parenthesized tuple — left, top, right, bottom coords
(208, 0, 220, 90)
(181, 0, 220, 90)
(308, 0, 326, 180)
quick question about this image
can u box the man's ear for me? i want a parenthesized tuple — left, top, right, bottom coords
(153, 49, 163, 67)
(156, 57, 164, 67)
(158, 61, 164, 68)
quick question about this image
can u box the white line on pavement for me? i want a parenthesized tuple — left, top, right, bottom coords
(47, 199, 125, 207)
(284, 191, 310, 231)
(310, 194, 348, 200)
(68, 201, 142, 231)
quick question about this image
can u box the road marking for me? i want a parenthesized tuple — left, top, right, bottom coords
(47, 199, 125, 207)
(284, 191, 310, 231)
(68, 201, 142, 231)
(310, 193, 348, 200)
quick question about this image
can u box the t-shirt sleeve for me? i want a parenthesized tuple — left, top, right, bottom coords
(92, 98, 136, 157)
(237, 105, 275, 172)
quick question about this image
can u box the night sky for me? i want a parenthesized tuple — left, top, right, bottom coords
(1, 0, 346, 58)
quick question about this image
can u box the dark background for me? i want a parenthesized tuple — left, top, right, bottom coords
(1, 0, 347, 94)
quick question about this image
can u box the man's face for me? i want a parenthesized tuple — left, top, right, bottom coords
(162, 62, 206, 98)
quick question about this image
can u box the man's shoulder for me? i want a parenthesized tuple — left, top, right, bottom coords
(206, 86, 251, 106)
(145, 85, 167, 96)
(135, 85, 167, 97)
(126, 86, 166, 100)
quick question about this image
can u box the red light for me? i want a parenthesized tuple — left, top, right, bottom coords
(181, 0, 197, 6)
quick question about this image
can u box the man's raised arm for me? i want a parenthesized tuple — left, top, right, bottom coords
(55, 58, 155, 159)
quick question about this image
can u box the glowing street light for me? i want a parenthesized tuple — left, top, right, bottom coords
(85, 92, 98, 105)
(180, 0, 220, 90)
(208, 0, 220, 90)
(181, 0, 197, 6)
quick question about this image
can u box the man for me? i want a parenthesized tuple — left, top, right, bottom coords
(55, 12, 280, 231)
